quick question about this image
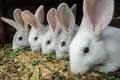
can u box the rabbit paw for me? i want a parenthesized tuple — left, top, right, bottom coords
(95, 65, 117, 73)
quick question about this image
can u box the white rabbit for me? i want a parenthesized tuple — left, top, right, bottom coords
(41, 3, 77, 54)
(41, 8, 58, 54)
(22, 5, 48, 51)
(1, 9, 29, 50)
(69, 0, 120, 74)
(55, 3, 79, 59)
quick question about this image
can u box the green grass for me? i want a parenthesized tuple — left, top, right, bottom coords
(30, 60, 39, 67)
(0, 48, 120, 80)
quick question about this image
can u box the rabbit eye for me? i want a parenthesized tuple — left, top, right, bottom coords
(83, 47, 89, 54)
(47, 40, 51, 44)
(18, 36, 23, 41)
(34, 37, 38, 40)
(61, 41, 66, 47)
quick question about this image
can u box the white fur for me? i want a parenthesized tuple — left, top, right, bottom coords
(55, 3, 79, 59)
(42, 29, 56, 54)
(22, 5, 48, 51)
(29, 25, 47, 51)
(69, 0, 120, 74)
(1, 9, 29, 50)
(42, 8, 57, 54)
(42, 3, 78, 55)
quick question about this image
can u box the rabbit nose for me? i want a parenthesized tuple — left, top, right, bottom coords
(12, 45, 19, 50)
(71, 69, 79, 74)
(70, 67, 80, 74)
(70, 62, 81, 74)
(42, 49, 47, 54)
(42, 48, 44, 52)
(56, 54, 62, 59)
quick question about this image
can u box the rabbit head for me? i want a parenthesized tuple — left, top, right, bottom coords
(69, 0, 114, 74)
(22, 5, 47, 51)
(1, 9, 29, 50)
(42, 8, 59, 54)
(55, 3, 76, 59)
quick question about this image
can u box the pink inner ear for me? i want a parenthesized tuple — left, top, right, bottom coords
(64, 20, 69, 32)
(90, 15, 97, 31)
(85, 0, 114, 35)
(14, 10, 25, 28)
(57, 9, 70, 32)
(35, 5, 44, 23)
(26, 15, 37, 28)
(31, 19, 37, 28)
(50, 19, 56, 32)
(23, 12, 37, 28)
(38, 10, 44, 23)
(47, 8, 56, 32)
(86, 0, 98, 31)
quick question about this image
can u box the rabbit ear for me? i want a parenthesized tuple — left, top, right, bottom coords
(1, 17, 20, 30)
(55, 24, 62, 36)
(13, 9, 25, 28)
(56, 3, 75, 33)
(22, 10, 38, 29)
(83, 0, 114, 36)
(71, 4, 77, 21)
(35, 5, 44, 23)
(47, 8, 57, 32)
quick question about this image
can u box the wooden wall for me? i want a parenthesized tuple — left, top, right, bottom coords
(0, 0, 5, 47)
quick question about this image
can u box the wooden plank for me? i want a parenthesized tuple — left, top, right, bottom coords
(0, 0, 5, 47)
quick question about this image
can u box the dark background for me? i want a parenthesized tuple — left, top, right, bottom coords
(0, 0, 120, 47)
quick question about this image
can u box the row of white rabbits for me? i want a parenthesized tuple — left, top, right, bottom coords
(1, 3, 78, 59)
(1, 0, 120, 75)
